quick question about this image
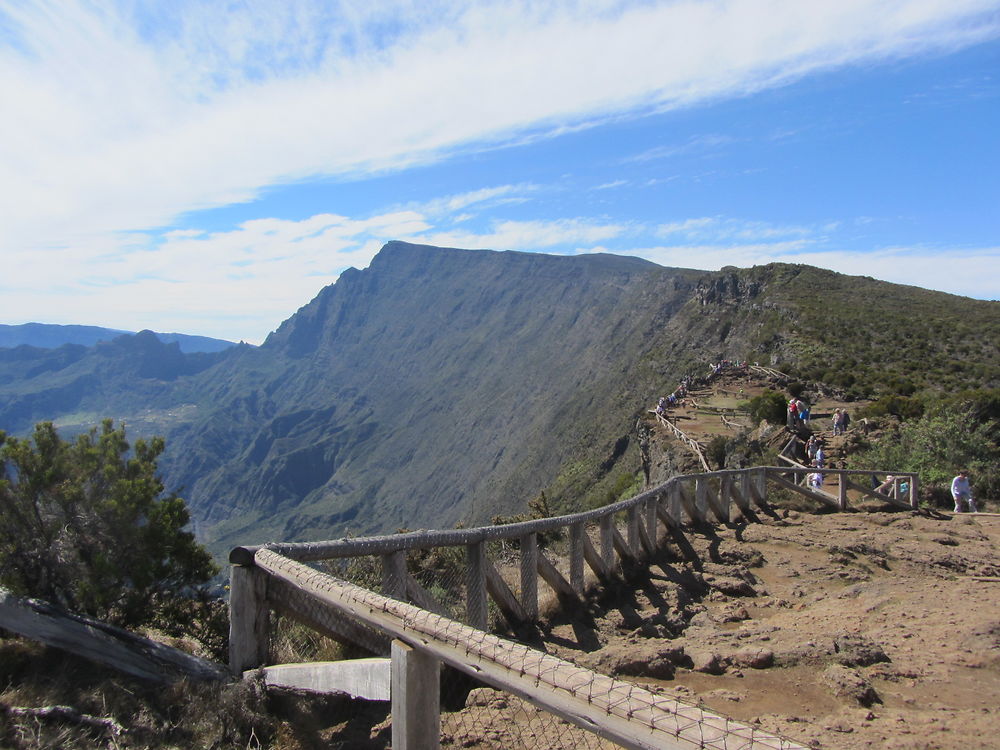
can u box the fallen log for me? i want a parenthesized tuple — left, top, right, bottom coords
(0, 587, 229, 684)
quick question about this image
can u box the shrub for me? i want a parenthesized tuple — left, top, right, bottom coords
(0, 420, 218, 635)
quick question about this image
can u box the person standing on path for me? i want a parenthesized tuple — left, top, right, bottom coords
(951, 470, 978, 513)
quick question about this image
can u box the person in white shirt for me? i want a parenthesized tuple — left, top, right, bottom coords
(951, 470, 977, 513)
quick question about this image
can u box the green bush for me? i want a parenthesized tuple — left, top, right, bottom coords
(0, 420, 218, 635)
(743, 389, 788, 425)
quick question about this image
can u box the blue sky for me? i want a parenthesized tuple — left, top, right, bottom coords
(1, 1, 998, 344)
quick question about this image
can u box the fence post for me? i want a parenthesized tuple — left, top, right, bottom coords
(382, 550, 407, 600)
(600, 515, 615, 572)
(909, 474, 920, 510)
(695, 476, 709, 522)
(569, 523, 585, 595)
(755, 467, 768, 505)
(627, 506, 641, 554)
(520, 533, 539, 621)
(229, 563, 270, 675)
(838, 472, 849, 511)
(391, 639, 440, 750)
(466, 542, 488, 630)
(646, 497, 658, 545)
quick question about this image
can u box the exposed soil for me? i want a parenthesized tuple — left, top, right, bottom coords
(536, 508, 1000, 749)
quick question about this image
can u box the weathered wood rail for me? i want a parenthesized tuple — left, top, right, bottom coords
(650, 412, 711, 472)
(230, 465, 916, 748)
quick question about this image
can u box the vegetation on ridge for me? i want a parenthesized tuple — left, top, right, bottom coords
(0, 420, 225, 654)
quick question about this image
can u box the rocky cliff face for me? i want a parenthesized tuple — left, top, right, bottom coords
(2, 244, 998, 556)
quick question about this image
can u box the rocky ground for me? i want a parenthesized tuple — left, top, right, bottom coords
(535, 508, 1000, 749)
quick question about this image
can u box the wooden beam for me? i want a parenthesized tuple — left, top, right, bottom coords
(767, 472, 840, 508)
(466, 542, 488, 630)
(404, 574, 451, 618)
(251, 658, 391, 700)
(484, 558, 528, 627)
(600, 515, 615, 572)
(581, 533, 610, 580)
(392, 639, 440, 750)
(266, 575, 389, 655)
(519, 533, 539, 621)
(611, 525, 637, 565)
(0, 587, 227, 684)
(627, 506, 641, 556)
(536, 553, 579, 602)
(381, 550, 406, 601)
(569, 522, 585, 595)
(230, 564, 270, 674)
(677, 481, 701, 524)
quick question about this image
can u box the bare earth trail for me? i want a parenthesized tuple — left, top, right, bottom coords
(521, 371, 1000, 748)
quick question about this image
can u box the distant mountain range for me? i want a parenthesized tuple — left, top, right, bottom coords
(1, 241, 998, 558)
(0, 323, 238, 353)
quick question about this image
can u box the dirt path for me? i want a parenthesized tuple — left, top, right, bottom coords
(539, 510, 1000, 749)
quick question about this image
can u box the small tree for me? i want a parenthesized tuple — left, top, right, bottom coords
(849, 405, 1000, 506)
(744, 389, 787, 426)
(0, 420, 217, 631)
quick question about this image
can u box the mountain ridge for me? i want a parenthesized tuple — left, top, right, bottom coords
(1, 242, 998, 557)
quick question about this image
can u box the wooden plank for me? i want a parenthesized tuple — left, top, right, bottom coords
(230, 563, 270, 674)
(581, 533, 610, 580)
(404, 574, 451, 618)
(636, 509, 657, 558)
(267, 574, 388, 655)
(611, 526, 637, 564)
(466, 542, 488, 630)
(381, 550, 406, 601)
(484, 558, 528, 627)
(677, 481, 701, 524)
(600, 514, 615, 571)
(627, 506, 641, 556)
(536, 553, 579, 602)
(665, 482, 682, 526)
(392, 639, 441, 750)
(519, 533, 539, 621)
(768, 472, 840, 507)
(706, 477, 730, 523)
(253, 549, 808, 750)
(751, 467, 768, 507)
(730, 476, 750, 511)
(252, 658, 391, 700)
(645, 497, 658, 546)
(0, 587, 227, 684)
(844, 478, 914, 510)
(569, 523, 585, 595)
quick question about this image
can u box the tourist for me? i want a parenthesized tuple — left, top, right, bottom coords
(832, 409, 843, 436)
(951, 470, 978, 513)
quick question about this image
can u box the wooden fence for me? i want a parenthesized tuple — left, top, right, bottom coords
(229, 465, 916, 748)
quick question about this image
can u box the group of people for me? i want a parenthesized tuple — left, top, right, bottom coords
(709, 359, 750, 375)
(654, 379, 690, 416)
(787, 398, 810, 427)
(831, 408, 851, 435)
(805, 434, 827, 487)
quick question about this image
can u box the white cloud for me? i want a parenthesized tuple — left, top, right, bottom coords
(2, 0, 998, 340)
(2, 0, 997, 253)
(416, 218, 627, 251)
(658, 217, 816, 241)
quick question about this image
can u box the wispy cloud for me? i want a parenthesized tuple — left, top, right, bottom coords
(2, 0, 998, 340)
(3, 0, 997, 253)
(625, 134, 738, 163)
(658, 216, 816, 241)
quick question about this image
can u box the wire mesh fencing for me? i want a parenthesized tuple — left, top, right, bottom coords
(238, 546, 809, 750)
